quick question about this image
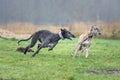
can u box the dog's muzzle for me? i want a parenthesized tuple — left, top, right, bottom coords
(99, 33, 101, 35)
(69, 36, 75, 40)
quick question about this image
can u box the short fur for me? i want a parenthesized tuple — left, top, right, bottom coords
(71, 25, 101, 58)
(18, 29, 75, 57)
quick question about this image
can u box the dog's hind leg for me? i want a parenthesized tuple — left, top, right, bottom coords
(32, 41, 49, 57)
(32, 46, 42, 57)
(85, 48, 89, 58)
(37, 44, 41, 49)
(24, 42, 36, 54)
(37, 44, 49, 49)
(48, 42, 58, 51)
(71, 41, 80, 56)
(79, 46, 84, 57)
(79, 47, 86, 57)
(72, 44, 81, 58)
(24, 36, 38, 54)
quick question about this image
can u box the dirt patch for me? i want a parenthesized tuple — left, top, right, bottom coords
(16, 47, 34, 53)
(0, 28, 30, 39)
(0, 28, 16, 38)
(86, 69, 120, 74)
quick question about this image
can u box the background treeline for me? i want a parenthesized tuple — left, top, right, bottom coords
(0, 0, 120, 25)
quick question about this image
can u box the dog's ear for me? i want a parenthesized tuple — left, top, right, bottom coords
(91, 26, 95, 29)
(61, 28, 63, 31)
(90, 25, 95, 31)
(61, 28, 65, 31)
(60, 28, 66, 34)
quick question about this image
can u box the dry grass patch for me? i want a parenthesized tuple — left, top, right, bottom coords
(0, 23, 66, 39)
(68, 21, 120, 39)
(1, 23, 39, 34)
(38, 25, 67, 33)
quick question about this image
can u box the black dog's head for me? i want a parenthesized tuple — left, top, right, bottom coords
(60, 29, 75, 40)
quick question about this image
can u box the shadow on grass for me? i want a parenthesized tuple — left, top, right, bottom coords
(86, 69, 120, 75)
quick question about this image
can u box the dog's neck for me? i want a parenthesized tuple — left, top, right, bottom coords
(86, 31, 93, 41)
(88, 33, 93, 39)
(58, 31, 64, 40)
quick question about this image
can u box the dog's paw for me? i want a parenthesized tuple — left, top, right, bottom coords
(71, 52, 74, 57)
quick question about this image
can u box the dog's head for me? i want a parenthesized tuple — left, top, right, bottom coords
(60, 28, 75, 40)
(90, 25, 101, 36)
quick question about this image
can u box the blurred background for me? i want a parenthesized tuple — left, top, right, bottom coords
(0, 0, 120, 39)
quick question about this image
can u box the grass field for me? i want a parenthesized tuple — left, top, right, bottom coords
(0, 38, 120, 80)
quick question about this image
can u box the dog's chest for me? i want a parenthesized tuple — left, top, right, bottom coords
(48, 43, 54, 47)
(82, 39, 91, 46)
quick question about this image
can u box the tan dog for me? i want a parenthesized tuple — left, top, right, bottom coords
(71, 25, 101, 58)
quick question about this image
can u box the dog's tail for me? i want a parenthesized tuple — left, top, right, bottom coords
(17, 35, 33, 45)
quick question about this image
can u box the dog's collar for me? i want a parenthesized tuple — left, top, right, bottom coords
(58, 31, 64, 40)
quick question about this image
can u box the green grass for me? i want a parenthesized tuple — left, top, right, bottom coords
(0, 38, 120, 80)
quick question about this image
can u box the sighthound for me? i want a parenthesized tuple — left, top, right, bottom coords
(18, 29, 75, 57)
(71, 25, 101, 58)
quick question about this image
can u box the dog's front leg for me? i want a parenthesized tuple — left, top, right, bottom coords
(85, 48, 89, 58)
(71, 41, 81, 56)
(37, 44, 49, 49)
(48, 42, 58, 51)
(79, 47, 84, 57)
(79, 47, 86, 57)
(32, 46, 42, 57)
(73, 44, 80, 58)
(32, 41, 49, 57)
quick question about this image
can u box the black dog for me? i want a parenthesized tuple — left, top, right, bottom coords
(18, 29, 75, 57)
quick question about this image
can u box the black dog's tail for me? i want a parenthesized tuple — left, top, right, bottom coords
(17, 35, 33, 45)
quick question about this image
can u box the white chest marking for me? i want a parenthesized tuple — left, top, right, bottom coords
(82, 40, 91, 45)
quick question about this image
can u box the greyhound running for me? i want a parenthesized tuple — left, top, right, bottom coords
(71, 25, 101, 58)
(18, 29, 75, 57)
